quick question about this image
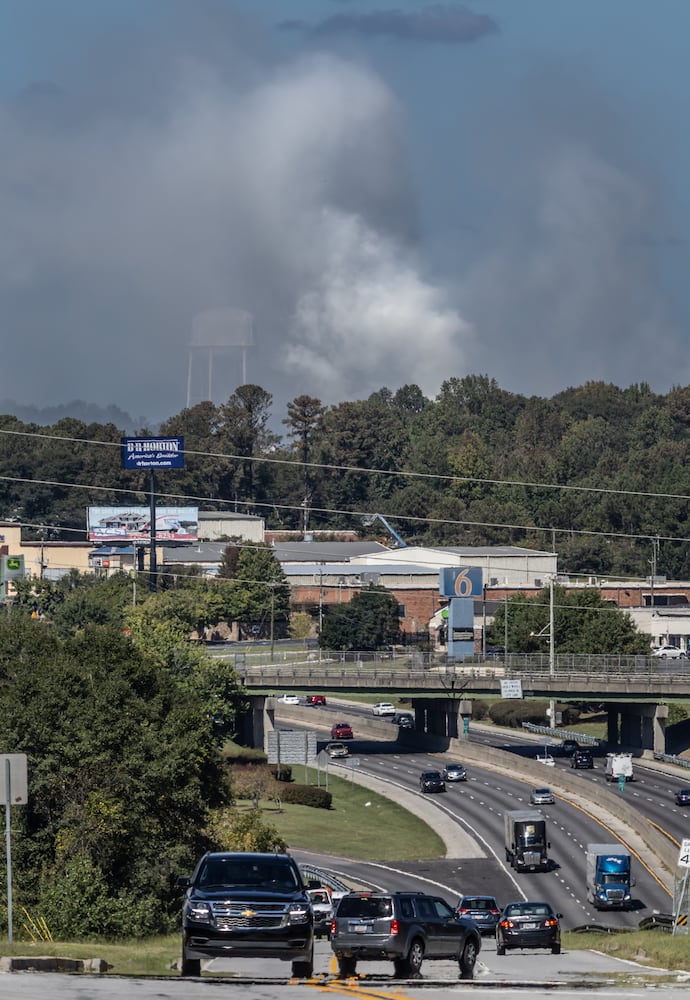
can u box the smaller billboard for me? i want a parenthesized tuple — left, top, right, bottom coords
(87, 506, 198, 542)
(121, 436, 184, 470)
(1, 555, 25, 581)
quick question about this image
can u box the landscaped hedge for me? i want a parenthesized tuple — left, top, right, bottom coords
(279, 784, 333, 809)
(489, 699, 580, 728)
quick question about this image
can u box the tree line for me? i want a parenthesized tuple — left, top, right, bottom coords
(2, 375, 690, 579)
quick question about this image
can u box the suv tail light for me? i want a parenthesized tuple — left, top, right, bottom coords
(390, 918, 400, 936)
(330, 918, 336, 936)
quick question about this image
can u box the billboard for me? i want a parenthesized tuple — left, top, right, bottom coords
(121, 436, 185, 470)
(87, 506, 199, 543)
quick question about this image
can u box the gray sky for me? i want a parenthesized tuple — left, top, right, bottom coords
(1, 0, 688, 425)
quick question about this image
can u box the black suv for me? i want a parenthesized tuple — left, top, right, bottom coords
(571, 748, 594, 769)
(556, 739, 580, 757)
(420, 770, 446, 793)
(177, 852, 314, 978)
(330, 891, 481, 979)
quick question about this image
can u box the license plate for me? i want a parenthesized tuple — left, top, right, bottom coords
(523, 922, 538, 929)
(350, 922, 373, 933)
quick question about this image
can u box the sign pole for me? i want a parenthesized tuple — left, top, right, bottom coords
(5, 758, 12, 944)
(149, 471, 157, 593)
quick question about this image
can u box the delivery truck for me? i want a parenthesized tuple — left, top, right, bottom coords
(604, 752, 634, 782)
(504, 809, 550, 872)
(585, 843, 634, 910)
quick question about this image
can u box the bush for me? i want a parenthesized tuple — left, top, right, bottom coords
(471, 699, 489, 720)
(489, 700, 550, 728)
(39, 856, 167, 939)
(222, 744, 267, 765)
(271, 765, 293, 782)
(279, 785, 332, 809)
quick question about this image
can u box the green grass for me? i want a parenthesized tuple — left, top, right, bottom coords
(253, 768, 446, 861)
(0, 936, 181, 977)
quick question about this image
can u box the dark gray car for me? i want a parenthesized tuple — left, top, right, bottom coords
(330, 891, 481, 979)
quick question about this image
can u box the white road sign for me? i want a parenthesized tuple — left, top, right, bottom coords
(678, 839, 690, 868)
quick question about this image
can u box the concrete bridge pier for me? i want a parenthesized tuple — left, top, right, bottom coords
(607, 702, 668, 755)
(236, 695, 275, 752)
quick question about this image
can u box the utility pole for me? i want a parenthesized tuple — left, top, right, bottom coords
(549, 577, 556, 729)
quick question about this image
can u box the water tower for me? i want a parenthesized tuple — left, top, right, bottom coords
(186, 307, 254, 407)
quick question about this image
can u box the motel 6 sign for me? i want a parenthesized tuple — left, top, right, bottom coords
(438, 567, 483, 659)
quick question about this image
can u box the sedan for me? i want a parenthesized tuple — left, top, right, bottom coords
(278, 694, 300, 705)
(330, 722, 354, 740)
(455, 895, 501, 935)
(372, 702, 396, 717)
(675, 788, 690, 806)
(652, 644, 686, 658)
(391, 712, 414, 729)
(535, 751, 555, 767)
(442, 762, 467, 782)
(496, 901, 561, 955)
(326, 742, 349, 759)
(420, 770, 446, 794)
(529, 787, 554, 805)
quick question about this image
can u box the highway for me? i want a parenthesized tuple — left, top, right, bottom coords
(278, 699, 677, 933)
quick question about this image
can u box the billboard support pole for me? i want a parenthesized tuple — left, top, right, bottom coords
(149, 471, 157, 592)
(4, 757, 12, 943)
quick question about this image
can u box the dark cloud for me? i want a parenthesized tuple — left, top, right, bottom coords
(280, 3, 499, 44)
(0, 2, 470, 424)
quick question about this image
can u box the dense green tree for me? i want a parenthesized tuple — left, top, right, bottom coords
(0, 618, 232, 938)
(319, 585, 401, 650)
(491, 585, 650, 655)
(230, 544, 290, 634)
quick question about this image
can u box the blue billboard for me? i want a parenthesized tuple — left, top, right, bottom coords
(121, 436, 185, 470)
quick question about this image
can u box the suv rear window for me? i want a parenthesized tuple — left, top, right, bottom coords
(337, 896, 392, 918)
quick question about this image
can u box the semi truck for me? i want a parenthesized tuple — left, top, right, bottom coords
(504, 809, 550, 872)
(605, 752, 634, 782)
(585, 843, 634, 910)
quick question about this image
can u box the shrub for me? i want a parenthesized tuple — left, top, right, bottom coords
(279, 785, 332, 809)
(206, 808, 288, 853)
(471, 699, 489, 720)
(271, 765, 293, 782)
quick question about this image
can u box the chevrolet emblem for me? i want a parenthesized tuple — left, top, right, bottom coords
(241, 908, 257, 918)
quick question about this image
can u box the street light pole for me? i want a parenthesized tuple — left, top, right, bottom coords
(549, 577, 556, 728)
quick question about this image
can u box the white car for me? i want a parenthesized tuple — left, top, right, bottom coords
(652, 645, 686, 659)
(530, 786, 555, 805)
(278, 694, 300, 705)
(536, 751, 555, 767)
(372, 702, 396, 717)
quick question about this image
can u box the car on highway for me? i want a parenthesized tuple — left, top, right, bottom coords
(177, 851, 314, 978)
(535, 751, 555, 766)
(326, 742, 349, 759)
(330, 722, 354, 740)
(330, 890, 481, 979)
(442, 762, 467, 782)
(652, 644, 687, 658)
(555, 739, 580, 756)
(372, 702, 396, 717)
(675, 788, 690, 806)
(454, 895, 501, 935)
(496, 900, 561, 955)
(307, 887, 334, 939)
(419, 770, 446, 793)
(306, 694, 327, 706)
(529, 786, 554, 805)
(391, 711, 415, 729)
(278, 694, 300, 705)
(571, 748, 594, 769)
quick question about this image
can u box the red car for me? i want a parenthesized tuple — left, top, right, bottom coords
(330, 722, 353, 740)
(306, 695, 327, 706)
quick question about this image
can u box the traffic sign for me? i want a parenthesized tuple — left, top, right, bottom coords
(678, 839, 690, 868)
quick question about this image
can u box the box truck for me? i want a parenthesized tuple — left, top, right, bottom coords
(585, 843, 634, 910)
(605, 752, 634, 782)
(504, 809, 550, 872)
